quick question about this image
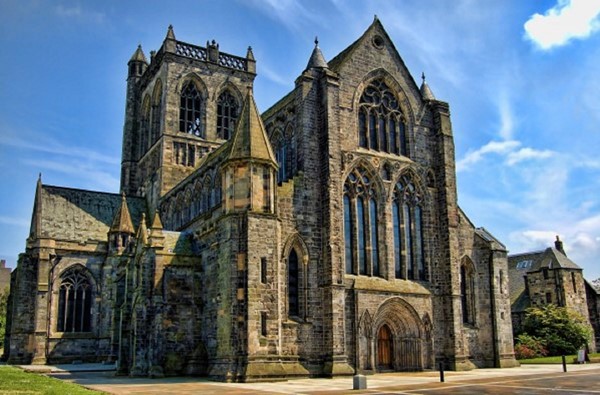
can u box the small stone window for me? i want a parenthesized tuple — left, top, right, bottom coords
(260, 312, 267, 337)
(260, 257, 267, 284)
(372, 35, 384, 49)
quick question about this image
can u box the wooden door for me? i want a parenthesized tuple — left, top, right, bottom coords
(377, 325, 393, 369)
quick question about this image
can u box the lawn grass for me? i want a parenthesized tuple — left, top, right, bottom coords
(0, 365, 105, 394)
(518, 352, 600, 364)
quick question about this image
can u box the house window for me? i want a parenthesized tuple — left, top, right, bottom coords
(343, 166, 379, 276)
(546, 292, 552, 304)
(179, 81, 203, 137)
(571, 272, 577, 292)
(358, 79, 407, 156)
(217, 90, 238, 140)
(392, 175, 426, 280)
(57, 266, 92, 332)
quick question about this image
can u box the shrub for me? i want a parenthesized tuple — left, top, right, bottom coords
(514, 334, 547, 359)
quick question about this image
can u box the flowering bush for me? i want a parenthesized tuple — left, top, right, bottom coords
(514, 334, 548, 359)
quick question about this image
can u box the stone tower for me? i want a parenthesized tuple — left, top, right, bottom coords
(120, 26, 256, 215)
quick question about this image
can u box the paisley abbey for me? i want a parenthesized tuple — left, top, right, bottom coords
(3, 18, 518, 381)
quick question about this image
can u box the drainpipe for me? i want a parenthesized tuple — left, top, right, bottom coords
(488, 251, 499, 367)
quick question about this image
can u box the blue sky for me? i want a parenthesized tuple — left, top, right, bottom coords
(1, 0, 599, 281)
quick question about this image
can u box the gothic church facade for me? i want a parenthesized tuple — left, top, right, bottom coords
(4, 19, 517, 380)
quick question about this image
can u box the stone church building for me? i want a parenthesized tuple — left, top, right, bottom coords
(4, 18, 517, 380)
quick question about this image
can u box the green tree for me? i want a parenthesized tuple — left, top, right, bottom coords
(521, 304, 592, 356)
(0, 288, 8, 351)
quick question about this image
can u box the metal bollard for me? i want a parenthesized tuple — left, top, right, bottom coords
(562, 355, 567, 372)
(353, 374, 367, 390)
(439, 362, 445, 382)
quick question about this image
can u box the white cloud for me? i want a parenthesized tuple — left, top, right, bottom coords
(243, 0, 324, 32)
(456, 140, 520, 172)
(22, 159, 119, 192)
(497, 92, 515, 140)
(55, 4, 105, 24)
(0, 130, 119, 165)
(0, 216, 29, 227)
(524, 0, 600, 50)
(506, 147, 554, 165)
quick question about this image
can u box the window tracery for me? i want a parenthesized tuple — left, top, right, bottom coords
(358, 79, 407, 156)
(217, 90, 238, 140)
(179, 81, 203, 137)
(392, 175, 426, 280)
(57, 266, 92, 333)
(343, 166, 380, 276)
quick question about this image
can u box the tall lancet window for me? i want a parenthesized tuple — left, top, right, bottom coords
(179, 81, 203, 137)
(139, 96, 151, 155)
(392, 174, 426, 280)
(57, 266, 93, 332)
(217, 90, 239, 140)
(288, 249, 299, 317)
(358, 79, 408, 156)
(151, 85, 162, 144)
(343, 166, 380, 276)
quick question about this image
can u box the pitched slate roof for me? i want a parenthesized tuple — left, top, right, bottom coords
(32, 184, 146, 242)
(507, 247, 582, 312)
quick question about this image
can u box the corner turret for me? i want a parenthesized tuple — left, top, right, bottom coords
(128, 45, 148, 79)
(108, 193, 135, 254)
(223, 88, 277, 213)
(305, 37, 328, 70)
(420, 72, 435, 101)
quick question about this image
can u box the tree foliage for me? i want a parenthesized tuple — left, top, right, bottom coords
(0, 288, 8, 350)
(521, 304, 591, 356)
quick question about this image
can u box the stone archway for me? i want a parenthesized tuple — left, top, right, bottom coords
(372, 297, 424, 372)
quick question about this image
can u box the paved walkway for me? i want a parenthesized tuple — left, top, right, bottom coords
(20, 363, 600, 394)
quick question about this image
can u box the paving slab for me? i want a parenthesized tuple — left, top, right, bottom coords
(29, 363, 600, 394)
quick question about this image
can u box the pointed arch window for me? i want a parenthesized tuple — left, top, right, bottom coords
(392, 175, 426, 280)
(358, 79, 408, 156)
(288, 249, 299, 317)
(460, 260, 476, 325)
(217, 90, 239, 140)
(179, 81, 203, 137)
(151, 86, 162, 144)
(139, 96, 151, 156)
(273, 131, 288, 184)
(57, 266, 92, 332)
(343, 167, 379, 276)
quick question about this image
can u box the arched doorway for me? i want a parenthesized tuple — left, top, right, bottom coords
(372, 298, 425, 372)
(377, 324, 393, 369)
